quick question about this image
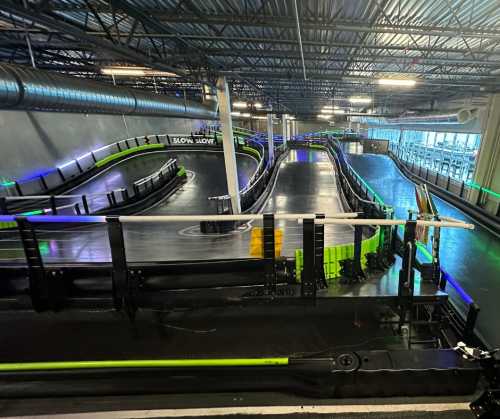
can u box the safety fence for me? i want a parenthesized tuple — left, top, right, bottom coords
(0, 159, 183, 219)
(0, 129, 263, 219)
(388, 147, 500, 217)
(0, 213, 477, 345)
(0, 128, 251, 198)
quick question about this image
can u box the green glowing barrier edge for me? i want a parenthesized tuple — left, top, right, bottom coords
(95, 144, 166, 168)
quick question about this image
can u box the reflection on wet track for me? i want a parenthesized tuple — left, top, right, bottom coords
(348, 153, 500, 348)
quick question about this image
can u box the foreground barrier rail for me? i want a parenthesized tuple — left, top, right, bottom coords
(0, 212, 478, 345)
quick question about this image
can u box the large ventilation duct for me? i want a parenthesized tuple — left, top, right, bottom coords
(0, 64, 217, 120)
(351, 108, 478, 126)
(385, 108, 478, 125)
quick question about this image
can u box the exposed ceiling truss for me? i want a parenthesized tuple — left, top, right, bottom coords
(0, 0, 499, 116)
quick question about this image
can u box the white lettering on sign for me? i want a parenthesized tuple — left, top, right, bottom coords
(171, 137, 215, 145)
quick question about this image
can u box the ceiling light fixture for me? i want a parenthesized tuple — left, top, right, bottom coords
(233, 101, 248, 109)
(318, 114, 332, 120)
(378, 78, 416, 87)
(253, 102, 263, 109)
(101, 66, 178, 77)
(348, 97, 372, 104)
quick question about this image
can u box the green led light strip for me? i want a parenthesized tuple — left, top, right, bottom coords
(0, 358, 289, 371)
(95, 144, 165, 168)
(466, 181, 500, 199)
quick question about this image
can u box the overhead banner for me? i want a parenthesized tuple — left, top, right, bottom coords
(170, 136, 216, 145)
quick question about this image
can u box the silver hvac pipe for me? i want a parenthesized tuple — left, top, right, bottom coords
(385, 108, 478, 125)
(0, 63, 217, 120)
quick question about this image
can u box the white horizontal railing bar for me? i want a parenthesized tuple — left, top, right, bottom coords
(315, 218, 474, 230)
(119, 212, 358, 223)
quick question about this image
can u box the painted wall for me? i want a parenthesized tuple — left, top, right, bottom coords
(0, 110, 207, 181)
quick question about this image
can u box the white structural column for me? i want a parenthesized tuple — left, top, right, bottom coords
(472, 93, 500, 215)
(267, 110, 274, 164)
(216, 76, 241, 214)
(282, 113, 288, 147)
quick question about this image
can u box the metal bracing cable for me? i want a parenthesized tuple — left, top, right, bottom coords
(293, 0, 307, 81)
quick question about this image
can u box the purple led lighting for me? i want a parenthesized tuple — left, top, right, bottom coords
(26, 215, 106, 223)
(442, 269, 474, 305)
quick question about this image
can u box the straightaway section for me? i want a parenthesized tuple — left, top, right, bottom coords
(347, 153, 500, 348)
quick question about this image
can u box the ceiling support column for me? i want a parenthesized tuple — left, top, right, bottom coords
(216, 76, 241, 214)
(282, 113, 288, 147)
(267, 109, 274, 165)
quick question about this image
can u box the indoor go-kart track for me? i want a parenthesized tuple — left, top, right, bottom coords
(0, 147, 393, 363)
(347, 152, 500, 349)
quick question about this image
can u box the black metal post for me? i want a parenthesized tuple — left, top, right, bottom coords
(16, 217, 50, 311)
(459, 181, 465, 198)
(262, 213, 276, 294)
(353, 225, 365, 280)
(75, 159, 83, 173)
(398, 220, 417, 298)
(81, 195, 90, 215)
(39, 175, 48, 191)
(14, 181, 23, 196)
(117, 142, 122, 152)
(106, 216, 135, 318)
(74, 203, 81, 215)
(446, 176, 451, 190)
(301, 217, 316, 297)
(57, 168, 66, 182)
(156, 135, 161, 144)
(463, 303, 480, 343)
(0, 197, 8, 215)
(314, 214, 327, 288)
(90, 151, 97, 162)
(50, 195, 58, 215)
(134, 137, 140, 147)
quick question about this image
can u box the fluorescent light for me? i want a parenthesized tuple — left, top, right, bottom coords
(349, 97, 372, 104)
(322, 105, 340, 110)
(253, 102, 262, 109)
(378, 78, 416, 87)
(233, 101, 248, 109)
(288, 116, 295, 120)
(241, 112, 251, 117)
(334, 109, 345, 114)
(252, 115, 267, 120)
(101, 66, 178, 77)
(231, 111, 241, 116)
(318, 114, 332, 120)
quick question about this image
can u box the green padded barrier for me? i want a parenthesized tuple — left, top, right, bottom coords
(295, 228, 381, 282)
(176, 166, 186, 177)
(241, 145, 262, 160)
(95, 144, 165, 168)
(0, 357, 289, 371)
(0, 221, 16, 229)
(309, 144, 327, 150)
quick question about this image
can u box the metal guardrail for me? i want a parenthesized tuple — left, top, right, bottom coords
(1, 134, 167, 197)
(0, 159, 180, 216)
(208, 139, 285, 214)
(388, 148, 500, 216)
